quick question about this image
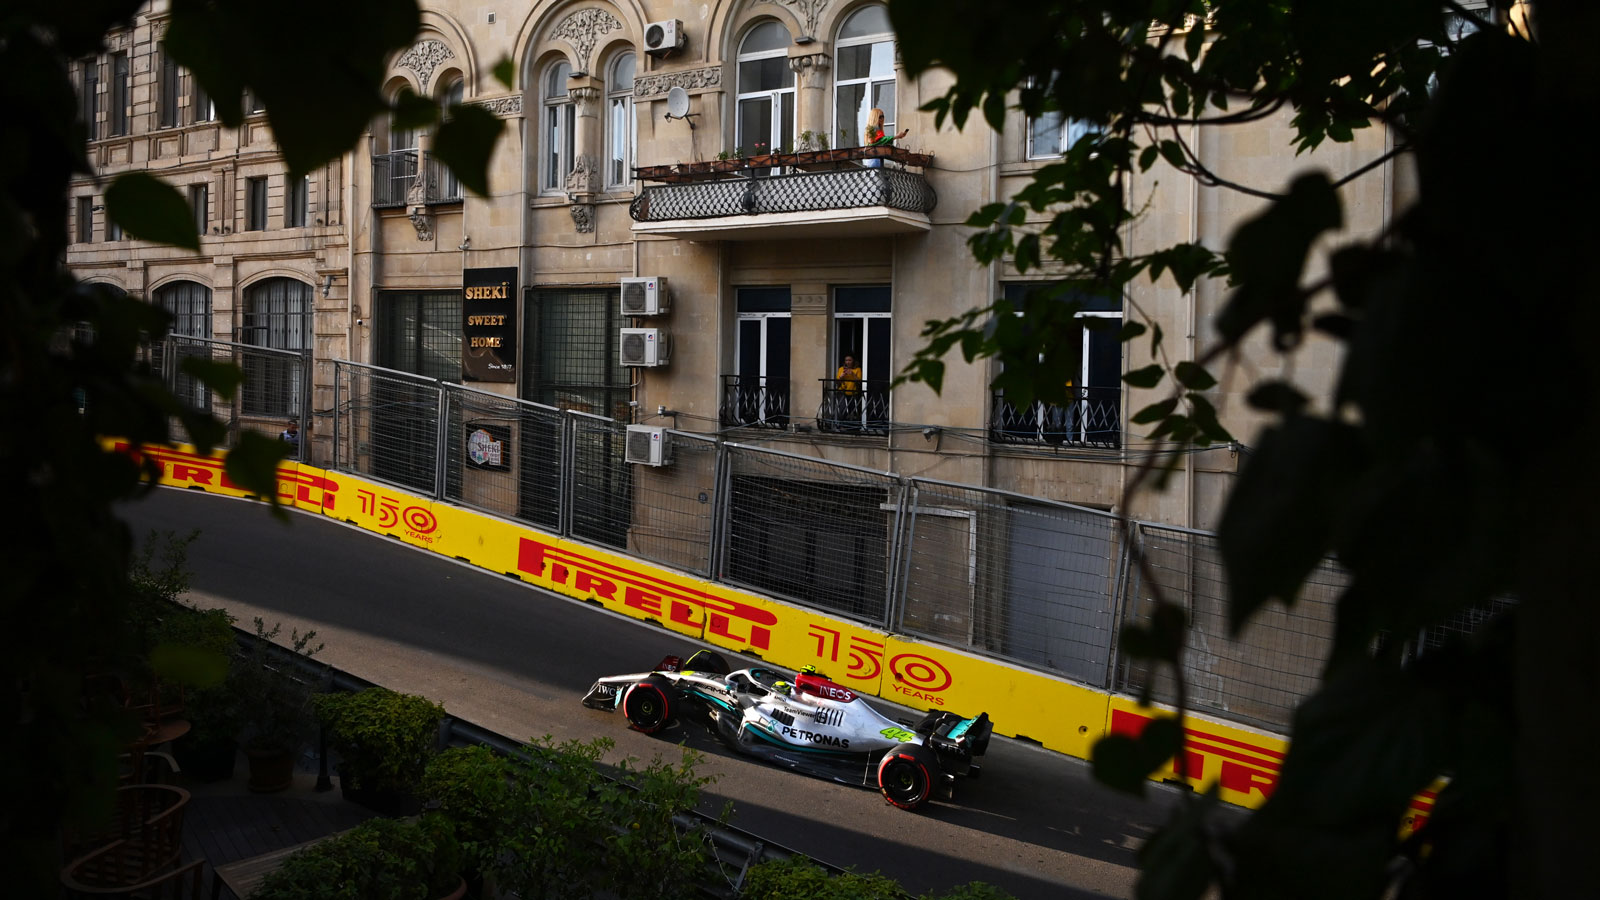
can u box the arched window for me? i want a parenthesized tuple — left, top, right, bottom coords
(543, 60, 575, 192)
(241, 277, 311, 417)
(154, 280, 212, 338)
(736, 21, 794, 159)
(606, 52, 636, 187)
(833, 4, 895, 150)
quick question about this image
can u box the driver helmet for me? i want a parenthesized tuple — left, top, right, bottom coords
(771, 680, 791, 695)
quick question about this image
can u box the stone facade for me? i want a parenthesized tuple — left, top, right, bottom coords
(68, 1, 1401, 533)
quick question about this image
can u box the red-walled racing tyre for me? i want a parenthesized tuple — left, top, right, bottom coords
(622, 675, 676, 734)
(877, 742, 938, 810)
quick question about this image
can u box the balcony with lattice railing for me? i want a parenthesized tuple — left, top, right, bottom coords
(630, 146, 936, 240)
(990, 387, 1122, 449)
(372, 150, 463, 207)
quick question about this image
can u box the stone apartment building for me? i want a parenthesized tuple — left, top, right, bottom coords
(66, 0, 1399, 536)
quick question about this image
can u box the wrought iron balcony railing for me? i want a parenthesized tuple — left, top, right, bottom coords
(632, 168, 935, 222)
(990, 387, 1122, 449)
(817, 379, 891, 435)
(720, 375, 790, 429)
(372, 150, 463, 207)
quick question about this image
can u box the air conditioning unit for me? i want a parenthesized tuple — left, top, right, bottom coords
(620, 276, 669, 316)
(620, 328, 671, 367)
(625, 424, 671, 466)
(643, 19, 685, 56)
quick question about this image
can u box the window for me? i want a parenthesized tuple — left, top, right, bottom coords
(243, 90, 266, 114)
(992, 284, 1122, 447)
(191, 74, 214, 123)
(109, 53, 129, 136)
(833, 5, 895, 150)
(156, 280, 215, 411)
(606, 53, 636, 187)
(76, 197, 93, 244)
(107, 216, 123, 242)
(438, 77, 464, 199)
(376, 291, 461, 381)
(736, 22, 794, 163)
(245, 177, 267, 231)
(240, 278, 311, 417)
(542, 61, 576, 192)
(80, 60, 99, 138)
(285, 175, 308, 228)
(159, 53, 180, 128)
(728, 287, 791, 428)
(372, 290, 460, 494)
(823, 286, 891, 432)
(1024, 79, 1095, 159)
(189, 184, 208, 235)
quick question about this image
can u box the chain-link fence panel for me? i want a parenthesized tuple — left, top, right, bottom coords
(332, 361, 441, 496)
(1116, 524, 1345, 733)
(720, 445, 903, 627)
(626, 431, 719, 577)
(898, 480, 1123, 687)
(568, 411, 633, 551)
(441, 385, 564, 528)
(159, 336, 306, 459)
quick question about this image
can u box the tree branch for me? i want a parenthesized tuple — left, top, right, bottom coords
(1332, 142, 1413, 188)
(1166, 125, 1289, 200)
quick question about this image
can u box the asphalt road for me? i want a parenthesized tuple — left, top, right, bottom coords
(122, 486, 1185, 899)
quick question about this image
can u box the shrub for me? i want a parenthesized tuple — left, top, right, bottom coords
(253, 814, 462, 900)
(421, 746, 516, 878)
(234, 618, 323, 754)
(315, 687, 445, 794)
(740, 856, 904, 900)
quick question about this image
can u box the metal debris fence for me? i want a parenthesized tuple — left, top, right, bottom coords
(308, 361, 1510, 736)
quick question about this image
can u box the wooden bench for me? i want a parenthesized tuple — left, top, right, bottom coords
(210, 836, 331, 900)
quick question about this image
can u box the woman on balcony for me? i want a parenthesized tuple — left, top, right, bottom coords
(862, 108, 908, 169)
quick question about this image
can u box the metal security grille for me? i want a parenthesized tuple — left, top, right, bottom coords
(721, 445, 901, 627)
(1116, 524, 1344, 733)
(897, 480, 1124, 688)
(333, 361, 442, 496)
(155, 335, 306, 457)
(720, 375, 789, 428)
(376, 291, 461, 382)
(240, 278, 311, 417)
(371, 151, 462, 207)
(630, 168, 937, 222)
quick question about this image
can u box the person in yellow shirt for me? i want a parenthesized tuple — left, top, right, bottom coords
(835, 354, 863, 430)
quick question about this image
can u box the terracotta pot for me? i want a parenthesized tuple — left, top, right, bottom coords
(244, 747, 295, 792)
(435, 876, 467, 900)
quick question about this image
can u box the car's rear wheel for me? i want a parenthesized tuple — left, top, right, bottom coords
(877, 742, 938, 810)
(622, 675, 676, 734)
(684, 649, 729, 674)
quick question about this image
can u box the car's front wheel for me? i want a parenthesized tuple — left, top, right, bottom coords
(877, 742, 938, 810)
(622, 675, 676, 734)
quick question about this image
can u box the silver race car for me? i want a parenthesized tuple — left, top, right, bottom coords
(582, 649, 991, 810)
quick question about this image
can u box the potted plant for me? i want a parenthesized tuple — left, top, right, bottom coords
(253, 814, 465, 900)
(233, 618, 323, 792)
(315, 686, 445, 816)
(421, 746, 517, 894)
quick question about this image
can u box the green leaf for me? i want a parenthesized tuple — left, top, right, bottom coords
(105, 174, 200, 251)
(1118, 321, 1148, 341)
(1187, 394, 1232, 443)
(1246, 381, 1309, 415)
(1136, 788, 1218, 900)
(1123, 364, 1166, 389)
(1173, 361, 1216, 390)
(178, 357, 244, 402)
(492, 55, 516, 90)
(431, 104, 505, 198)
(150, 643, 228, 689)
(1158, 140, 1186, 170)
(224, 431, 290, 502)
(1139, 144, 1160, 171)
(1092, 735, 1150, 796)
(1184, 20, 1206, 62)
(390, 88, 438, 131)
(1132, 398, 1179, 424)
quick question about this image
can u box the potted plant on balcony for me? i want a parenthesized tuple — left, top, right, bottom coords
(711, 150, 742, 175)
(253, 814, 465, 900)
(314, 686, 446, 816)
(233, 618, 324, 792)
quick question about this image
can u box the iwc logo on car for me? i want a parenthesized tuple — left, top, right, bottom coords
(778, 725, 849, 748)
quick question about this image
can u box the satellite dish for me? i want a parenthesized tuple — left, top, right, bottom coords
(665, 86, 691, 119)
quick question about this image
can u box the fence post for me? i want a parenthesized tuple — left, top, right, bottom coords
(707, 439, 730, 583)
(433, 386, 450, 500)
(1103, 521, 1139, 691)
(299, 348, 312, 463)
(332, 362, 342, 472)
(558, 410, 575, 537)
(893, 481, 922, 634)
(884, 476, 913, 631)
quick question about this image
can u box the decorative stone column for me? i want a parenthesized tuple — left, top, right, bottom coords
(567, 82, 602, 232)
(789, 52, 832, 151)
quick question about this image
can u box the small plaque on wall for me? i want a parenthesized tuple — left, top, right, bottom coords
(464, 421, 511, 471)
(462, 266, 518, 382)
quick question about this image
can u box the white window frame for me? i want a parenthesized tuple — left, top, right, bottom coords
(735, 22, 795, 159)
(833, 4, 897, 150)
(542, 61, 575, 194)
(605, 53, 636, 188)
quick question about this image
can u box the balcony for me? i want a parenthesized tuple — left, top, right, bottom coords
(817, 379, 890, 436)
(990, 387, 1122, 449)
(720, 375, 790, 429)
(630, 146, 936, 241)
(372, 150, 462, 207)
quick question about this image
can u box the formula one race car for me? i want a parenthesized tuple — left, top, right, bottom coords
(581, 650, 992, 810)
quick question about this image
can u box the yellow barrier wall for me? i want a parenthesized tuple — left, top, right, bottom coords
(129, 444, 1377, 809)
